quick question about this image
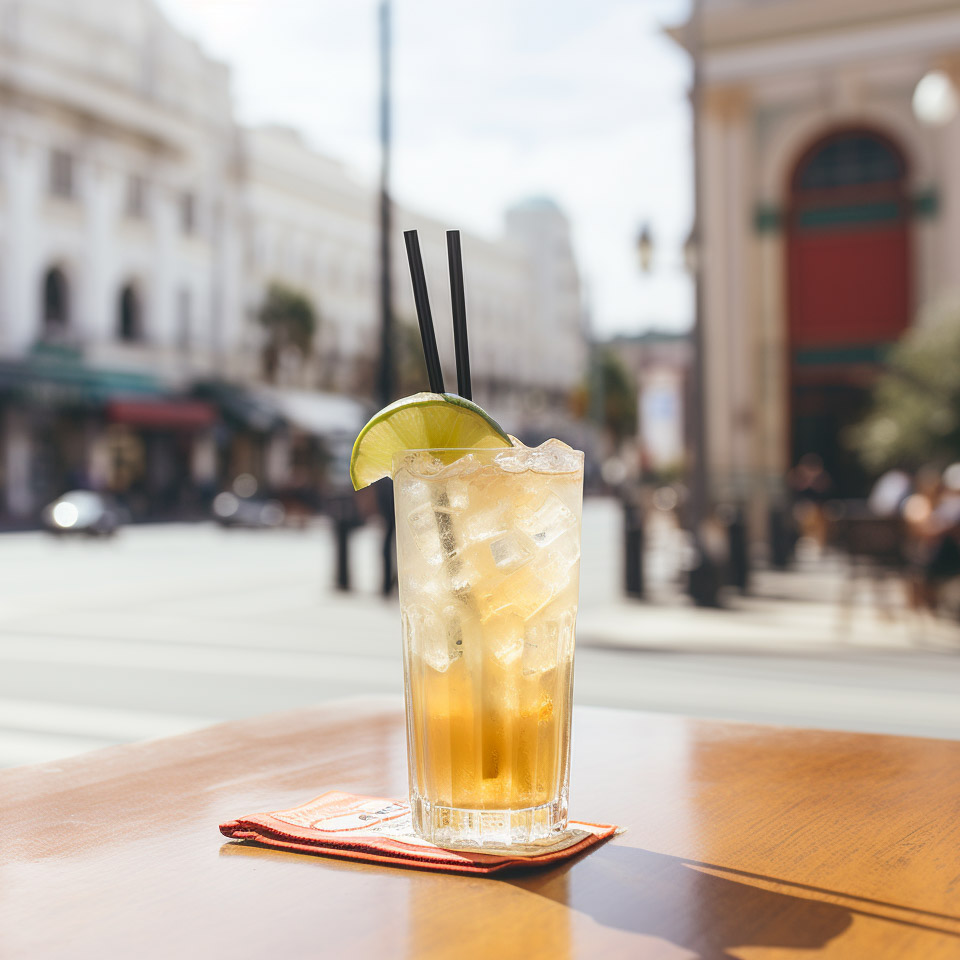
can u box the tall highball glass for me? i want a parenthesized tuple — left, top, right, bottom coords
(393, 442, 583, 848)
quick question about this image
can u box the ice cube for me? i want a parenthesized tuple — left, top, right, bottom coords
(485, 612, 525, 665)
(424, 451, 483, 481)
(441, 605, 478, 662)
(528, 438, 582, 475)
(489, 532, 534, 571)
(522, 614, 572, 675)
(476, 565, 554, 622)
(398, 565, 445, 604)
(452, 453, 483, 477)
(403, 603, 475, 671)
(445, 477, 470, 511)
(396, 477, 430, 505)
(448, 554, 479, 594)
(492, 446, 531, 473)
(403, 604, 449, 671)
(403, 451, 446, 478)
(463, 503, 510, 543)
(407, 502, 457, 566)
(544, 532, 580, 576)
(516, 492, 577, 547)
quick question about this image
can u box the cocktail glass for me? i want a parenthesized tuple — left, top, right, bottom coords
(393, 441, 583, 848)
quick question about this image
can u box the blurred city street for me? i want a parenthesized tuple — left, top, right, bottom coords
(1, 498, 957, 769)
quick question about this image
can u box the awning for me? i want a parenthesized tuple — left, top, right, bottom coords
(106, 399, 216, 429)
(255, 387, 368, 439)
(0, 348, 163, 406)
(193, 380, 284, 432)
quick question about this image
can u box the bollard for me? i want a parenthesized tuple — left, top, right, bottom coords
(769, 505, 792, 570)
(688, 544, 722, 607)
(328, 493, 361, 593)
(335, 517, 351, 591)
(726, 504, 749, 594)
(623, 494, 644, 598)
(688, 511, 724, 608)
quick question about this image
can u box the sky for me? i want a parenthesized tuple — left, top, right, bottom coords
(156, 0, 694, 338)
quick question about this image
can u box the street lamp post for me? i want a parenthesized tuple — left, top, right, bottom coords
(637, 223, 654, 275)
(375, 0, 396, 596)
(636, 0, 719, 606)
(376, 0, 393, 411)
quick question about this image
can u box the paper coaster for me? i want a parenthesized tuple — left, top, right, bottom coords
(221, 790, 618, 875)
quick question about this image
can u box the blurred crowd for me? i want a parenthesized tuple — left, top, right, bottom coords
(792, 455, 960, 617)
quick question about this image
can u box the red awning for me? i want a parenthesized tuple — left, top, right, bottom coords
(106, 399, 216, 430)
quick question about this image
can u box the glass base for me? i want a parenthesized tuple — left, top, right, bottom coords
(410, 793, 568, 849)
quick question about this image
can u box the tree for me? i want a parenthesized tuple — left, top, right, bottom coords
(571, 346, 637, 445)
(258, 283, 317, 383)
(849, 299, 960, 472)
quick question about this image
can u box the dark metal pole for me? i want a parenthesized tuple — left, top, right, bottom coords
(376, 0, 396, 597)
(686, 0, 720, 607)
(376, 0, 393, 409)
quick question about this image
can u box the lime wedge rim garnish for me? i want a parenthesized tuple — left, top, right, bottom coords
(349, 392, 512, 490)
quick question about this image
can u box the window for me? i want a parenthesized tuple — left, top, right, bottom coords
(177, 288, 192, 350)
(42, 267, 69, 335)
(126, 175, 147, 219)
(180, 192, 196, 235)
(118, 284, 142, 342)
(794, 132, 905, 193)
(50, 150, 74, 199)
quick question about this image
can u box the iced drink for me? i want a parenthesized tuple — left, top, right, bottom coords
(393, 440, 583, 847)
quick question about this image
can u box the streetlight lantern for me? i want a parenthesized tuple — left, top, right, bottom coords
(682, 228, 699, 276)
(912, 69, 959, 127)
(636, 223, 654, 273)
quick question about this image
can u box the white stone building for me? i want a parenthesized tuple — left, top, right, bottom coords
(240, 127, 584, 435)
(0, 0, 240, 364)
(0, 0, 585, 520)
(671, 0, 960, 538)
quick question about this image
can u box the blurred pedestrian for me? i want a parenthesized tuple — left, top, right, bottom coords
(790, 453, 833, 553)
(902, 464, 960, 613)
(867, 469, 911, 518)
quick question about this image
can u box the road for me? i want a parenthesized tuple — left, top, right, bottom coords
(0, 504, 958, 768)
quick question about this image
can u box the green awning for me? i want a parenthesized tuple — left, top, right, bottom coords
(0, 350, 163, 407)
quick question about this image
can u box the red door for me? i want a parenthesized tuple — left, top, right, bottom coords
(786, 129, 911, 494)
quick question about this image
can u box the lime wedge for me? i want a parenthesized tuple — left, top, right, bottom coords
(350, 392, 511, 490)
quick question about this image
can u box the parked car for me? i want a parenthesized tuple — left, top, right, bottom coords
(42, 491, 123, 537)
(212, 491, 286, 529)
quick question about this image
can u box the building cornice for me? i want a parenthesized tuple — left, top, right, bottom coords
(0, 42, 230, 160)
(668, 0, 960, 54)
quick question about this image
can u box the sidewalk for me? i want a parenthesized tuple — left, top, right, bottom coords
(578, 570, 960, 656)
(576, 499, 960, 656)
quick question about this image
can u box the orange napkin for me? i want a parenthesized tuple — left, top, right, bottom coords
(220, 790, 618, 875)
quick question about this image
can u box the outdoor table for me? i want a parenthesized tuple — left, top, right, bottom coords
(1, 698, 958, 958)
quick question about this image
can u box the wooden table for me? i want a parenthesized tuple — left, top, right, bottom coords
(1, 699, 958, 959)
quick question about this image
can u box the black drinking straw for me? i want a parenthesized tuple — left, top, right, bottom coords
(446, 230, 472, 400)
(403, 229, 445, 394)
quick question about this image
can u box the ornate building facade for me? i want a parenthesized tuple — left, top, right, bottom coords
(0, 0, 585, 521)
(673, 0, 960, 535)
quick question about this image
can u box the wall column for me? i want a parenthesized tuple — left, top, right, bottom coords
(937, 55, 960, 295)
(3, 408, 33, 517)
(700, 85, 753, 505)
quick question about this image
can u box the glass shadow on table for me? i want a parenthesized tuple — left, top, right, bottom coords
(220, 840, 960, 959)
(502, 844, 958, 960)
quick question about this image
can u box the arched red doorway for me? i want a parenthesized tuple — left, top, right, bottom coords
(786, 128, 911, 495)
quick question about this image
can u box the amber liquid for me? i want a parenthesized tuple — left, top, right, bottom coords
(406, 633, 574, 810)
